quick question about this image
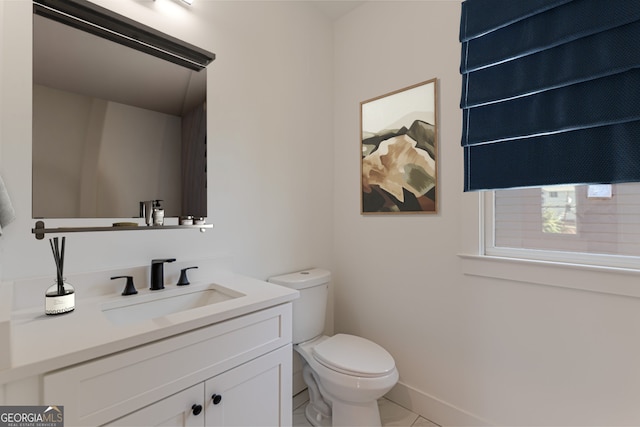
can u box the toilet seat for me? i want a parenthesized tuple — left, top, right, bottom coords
(312, 334, 396, 378)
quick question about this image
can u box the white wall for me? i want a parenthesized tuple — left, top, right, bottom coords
(0, 0, 4, 282)
(334, 2, 640, 426)
(0, 0, 334, 281)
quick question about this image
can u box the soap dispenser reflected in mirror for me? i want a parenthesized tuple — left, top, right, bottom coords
(152, 200, 164, 226)
(140, 200, 164, 226)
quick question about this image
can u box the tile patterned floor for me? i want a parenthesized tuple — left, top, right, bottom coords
(293, 397, 440, 427)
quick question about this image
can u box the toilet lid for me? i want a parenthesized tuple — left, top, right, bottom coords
(312, 334, 396, 377)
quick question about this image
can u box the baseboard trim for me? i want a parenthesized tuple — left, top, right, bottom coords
(385, 381, 494, 427)
(293, 388, 309, 411)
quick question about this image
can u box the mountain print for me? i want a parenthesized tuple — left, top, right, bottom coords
(362, 119, 436, 213)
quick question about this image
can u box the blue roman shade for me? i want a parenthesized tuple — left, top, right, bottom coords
(460, 0, 640, 191)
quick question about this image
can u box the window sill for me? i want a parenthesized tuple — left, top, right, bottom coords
(459, 253, 640, 299)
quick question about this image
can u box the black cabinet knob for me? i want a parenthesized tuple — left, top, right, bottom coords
(191, 404, 203, 416)
(211, 394, 222, 405)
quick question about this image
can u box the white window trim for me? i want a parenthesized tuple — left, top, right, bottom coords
(459, 192, 640, 299)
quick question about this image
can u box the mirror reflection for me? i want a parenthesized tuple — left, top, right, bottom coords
(32, 13, 207, 219)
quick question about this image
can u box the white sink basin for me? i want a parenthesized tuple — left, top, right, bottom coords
(102, 286, 243, 325)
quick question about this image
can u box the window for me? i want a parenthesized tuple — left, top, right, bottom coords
(489, 183, 640, 268)
(459, 0, 640, 296)
(541, 186, 575, 235)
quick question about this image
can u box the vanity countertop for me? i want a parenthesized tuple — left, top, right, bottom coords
(0, 268, 298, 384)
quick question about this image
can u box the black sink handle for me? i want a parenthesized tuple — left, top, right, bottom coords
(111, 275, 138, 296)
(177, 266, 199, 286)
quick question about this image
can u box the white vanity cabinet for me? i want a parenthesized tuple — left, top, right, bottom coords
(41, 304, 292, 427)
(108, 345, 290, 427)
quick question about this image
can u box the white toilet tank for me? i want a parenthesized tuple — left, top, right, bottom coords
(268, 268, 330, 344)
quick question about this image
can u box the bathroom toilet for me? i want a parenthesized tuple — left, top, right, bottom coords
(269, 269, 399, 427)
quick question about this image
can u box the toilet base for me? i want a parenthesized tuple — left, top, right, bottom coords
(304, 399, 382, 427)
(305, 402, 331, 427)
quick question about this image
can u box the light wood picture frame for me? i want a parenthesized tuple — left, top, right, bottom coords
(361, 78, 438, 214)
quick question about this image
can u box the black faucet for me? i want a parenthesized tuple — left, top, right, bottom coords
(150, 258, 176, 290)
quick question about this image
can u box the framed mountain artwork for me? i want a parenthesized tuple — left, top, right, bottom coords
(361, 79, 438, 214)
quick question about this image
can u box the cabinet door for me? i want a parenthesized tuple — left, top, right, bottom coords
(205, 345, 292, 427)
(107, 383, 205, 427)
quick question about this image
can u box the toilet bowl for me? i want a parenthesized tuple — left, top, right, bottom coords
(268, 269, 399, 427)
(296, 334, 399, 426)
